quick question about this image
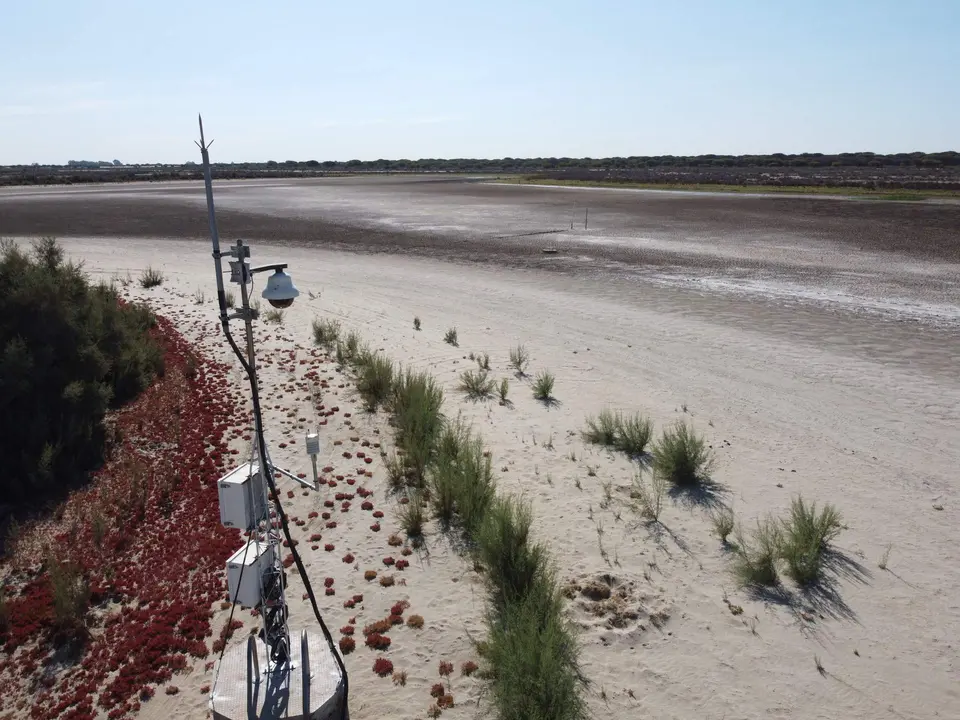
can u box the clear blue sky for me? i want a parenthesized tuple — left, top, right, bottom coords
(1, 0, 957, 164)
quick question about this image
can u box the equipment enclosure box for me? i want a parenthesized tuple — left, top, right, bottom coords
(217, 462, 264, 530)
(226, 541, 275, 608)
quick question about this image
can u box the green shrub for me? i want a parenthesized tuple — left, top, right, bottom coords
(614, 412, 653, 457)
(532, 371, 555, 401)
(476, 352, 491, 370)
(391, 369, 445, 485)
(651, 421, 715, 487)
(452, 435, 496, 538)
(498, 378, 509, 404)
(399, 491, 426, 542)
(139, 266, 164, 288)
(508, 344, 530, 375)
(311, 317, 341, 347)
(47, 555, 90, 631)
(444, 327, 459, 346)
(632, 471, 666, 523)
(0, 239, 163, 503)
(384, 452, 407, 493)
(413, 316, 421, 331)
(482, 570, 588, 720)
(477, 495, 547, 609)
(779, 496, 843, 586)
(732, 518, 782, 587)
(710, 505, 736, 544)
(356, 353, 395, 411)
(583, 409, 618, 446)
(458, 369, 496, 400)
(344, 330, 361, 359)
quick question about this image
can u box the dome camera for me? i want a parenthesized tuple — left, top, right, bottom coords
(262, 269, 300, 309)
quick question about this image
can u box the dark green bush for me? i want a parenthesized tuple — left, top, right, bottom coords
(0, 238, 163, 503)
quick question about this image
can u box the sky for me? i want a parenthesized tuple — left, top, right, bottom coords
(1, 1, 957, 164)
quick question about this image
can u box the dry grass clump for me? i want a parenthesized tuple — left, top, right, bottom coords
(632, 471, 666, 523)
(406, 614, 424, 629)
(263, 308, 285, 325)
(139, 266, 164, 288)
(709, 505, 736, 544)
(651, 421, 715, 487)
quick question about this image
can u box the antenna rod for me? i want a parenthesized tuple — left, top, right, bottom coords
(197, 115, 229, 321)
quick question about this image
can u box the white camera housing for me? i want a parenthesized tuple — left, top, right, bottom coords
(262, 269, 299, 309)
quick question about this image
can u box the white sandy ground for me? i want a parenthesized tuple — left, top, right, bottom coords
(30, 236, 960, 720)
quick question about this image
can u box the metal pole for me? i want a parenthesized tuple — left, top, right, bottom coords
(198, 117, 290, 674)
(236, 239, 290, 673)
(584, 208, 588, 230)
(198, 116, 230, 319)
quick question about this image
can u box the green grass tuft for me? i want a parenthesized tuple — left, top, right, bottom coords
(356, 352, 395, 411)
(709, 505, 736, 544)
(582, 409, 618, 446)
(731, 518, 782, 587)
(311, 317, 341, 347)
(498, 378, 509, 404)
(458, 369, 496, 400)
(508, 344, 530, 375)
(477, 495, 547, 609)
(779, 496, 843, 586)
(651, 421, 715, 487)
(444, 327, 459, 346)
(399, 491, 426, 541)
(614, 412, 653, 457)
(263, 308, 285, 324)
(391, 368, 445, 486)
(532, 371, 555, 401)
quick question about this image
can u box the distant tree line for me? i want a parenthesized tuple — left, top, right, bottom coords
(1, 151, 958, 187)
(0, 239, 164, 505)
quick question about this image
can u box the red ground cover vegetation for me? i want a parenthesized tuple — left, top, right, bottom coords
(0, 314, 245, 719)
